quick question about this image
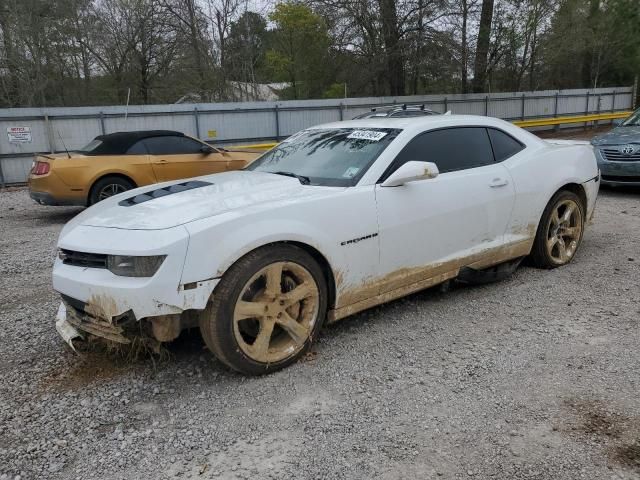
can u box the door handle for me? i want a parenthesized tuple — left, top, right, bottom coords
(157, 159, 168, 164)
(489, 177, 508, 188)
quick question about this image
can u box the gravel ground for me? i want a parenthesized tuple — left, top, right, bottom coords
(0, 181, 639, 480)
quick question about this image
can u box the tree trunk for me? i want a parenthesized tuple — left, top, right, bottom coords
(472, 0, 494, 93)
(461, 0, 469, 94)
(378, 0, 405, 96)
(581, 0, 599, 88)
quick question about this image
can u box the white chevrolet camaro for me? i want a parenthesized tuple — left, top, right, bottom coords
(53, 115, 599, 374)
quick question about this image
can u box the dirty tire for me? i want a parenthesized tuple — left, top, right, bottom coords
(199, 244, 328, 375)
(89, 176, 135, 205)
(530, 190, 585, 269)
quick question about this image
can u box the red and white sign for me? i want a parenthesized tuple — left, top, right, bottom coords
(7, 126, 32, 143)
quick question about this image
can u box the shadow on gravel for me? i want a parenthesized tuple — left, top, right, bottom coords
(600, 185, 640, 197)
(41, 328, 233, 392)
(32, 207, 84, 225)
(562, 399, 640, 474)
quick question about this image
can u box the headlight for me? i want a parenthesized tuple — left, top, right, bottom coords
(107, 255, 166, 277)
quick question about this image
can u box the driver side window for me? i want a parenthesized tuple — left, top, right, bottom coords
(382, 127, 495, 181)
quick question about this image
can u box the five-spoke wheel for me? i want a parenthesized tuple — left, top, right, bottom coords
(531, 190, 585, 268)
(199, 245, 327, 374)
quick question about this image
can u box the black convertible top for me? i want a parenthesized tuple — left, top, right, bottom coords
(84, 130, 185, 155)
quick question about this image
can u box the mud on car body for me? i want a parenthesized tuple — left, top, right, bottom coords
(53, 115, 599, 375)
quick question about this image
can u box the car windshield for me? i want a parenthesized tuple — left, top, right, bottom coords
(621, 110, 640, 126)
(246, 127, 402, 187)
(77, 139, 103, 153)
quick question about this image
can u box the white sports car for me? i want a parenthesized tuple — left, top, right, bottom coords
(53, 116, 599, 374)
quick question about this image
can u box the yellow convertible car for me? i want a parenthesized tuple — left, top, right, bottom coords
(28, 130, 260, 206)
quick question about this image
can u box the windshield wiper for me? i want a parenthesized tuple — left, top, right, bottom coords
(272, 171, 311, 185)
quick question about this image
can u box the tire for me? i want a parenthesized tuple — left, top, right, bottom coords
(89, 176, 135, 205)
(530, 190, 585, 269)
(199, 244, 328, 375)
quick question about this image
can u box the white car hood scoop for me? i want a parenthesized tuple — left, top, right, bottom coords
(80, 171, 337, 230)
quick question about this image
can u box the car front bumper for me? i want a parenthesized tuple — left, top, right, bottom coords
(52, 224, 220, 344)
(595, 148, 640, 186)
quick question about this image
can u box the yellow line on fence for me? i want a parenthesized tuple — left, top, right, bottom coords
(230, 111, 633, 150)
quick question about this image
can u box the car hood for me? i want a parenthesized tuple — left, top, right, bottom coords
(75, 171, 342, 230)
(591, 126, 640, 146)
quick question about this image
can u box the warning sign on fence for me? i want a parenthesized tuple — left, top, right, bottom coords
(7, 126, 32, 143)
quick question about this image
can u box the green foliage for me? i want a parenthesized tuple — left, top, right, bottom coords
(265, 2, 333, 99)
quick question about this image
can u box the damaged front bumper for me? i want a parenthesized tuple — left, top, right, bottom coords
(54, 298, 138, 350)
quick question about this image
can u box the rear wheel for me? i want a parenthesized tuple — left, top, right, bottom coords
(530, 190, 584, 268)
(199, 245, 327, 375)
(89, 176, 135, 205)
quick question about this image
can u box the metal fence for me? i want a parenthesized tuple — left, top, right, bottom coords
(0, 86, 634, 185)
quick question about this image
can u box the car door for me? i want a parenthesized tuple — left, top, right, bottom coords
(374, 127, 516, 295)
(145, 135, 234, 182)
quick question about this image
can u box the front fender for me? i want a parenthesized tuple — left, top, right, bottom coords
(181, 217, 340, 285)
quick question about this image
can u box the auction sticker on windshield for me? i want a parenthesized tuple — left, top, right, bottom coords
(347, 130, 388, 141)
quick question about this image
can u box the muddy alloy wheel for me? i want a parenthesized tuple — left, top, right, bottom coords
(233, 261, 319, 364)
(545, 199, 583, 265)
(199, 245, 327, 375)
(531, 190, 585, 269)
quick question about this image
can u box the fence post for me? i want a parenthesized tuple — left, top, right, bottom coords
(44, 114, 55, 154)
(274, 104, 281, 141)
(521, 93, 525, 121)
(339, 102, 344, 121)
(0, 159, 5, 189)
(484, 95, 489, 116)
(633, 76, 638, 109)
(99, 112, 106, 135)
(554, 92, 560, 132)
(611, 90, 616, 125)
(444, 97, 448, 113)
(584, 91, 590, 129)
(193, 107, 200, 138)
(611, 91, 616, 113)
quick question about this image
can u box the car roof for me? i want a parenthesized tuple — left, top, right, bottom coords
(90, 130, 185, 155)
(313, 114, 494, 129)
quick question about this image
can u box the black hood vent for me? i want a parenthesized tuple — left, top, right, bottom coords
(118, 180, 212, 207)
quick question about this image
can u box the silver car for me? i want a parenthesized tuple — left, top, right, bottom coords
(591, 109, 640, 186)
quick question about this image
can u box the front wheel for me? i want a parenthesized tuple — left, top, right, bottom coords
(530, 190, 585, 269)
(199, 245, 327, 375)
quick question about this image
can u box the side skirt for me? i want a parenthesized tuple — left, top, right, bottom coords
(327, 239, 533, 323)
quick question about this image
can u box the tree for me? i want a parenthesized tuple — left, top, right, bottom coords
(472, 0, 494, 92)
(266, 2, 332, 99)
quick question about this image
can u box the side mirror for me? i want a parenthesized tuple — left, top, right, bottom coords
(381, 161, 439, 187)
(612, 118, 624, 127)
(200, 144, 215, 154)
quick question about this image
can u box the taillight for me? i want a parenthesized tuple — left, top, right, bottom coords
(31, 161, 50, 175)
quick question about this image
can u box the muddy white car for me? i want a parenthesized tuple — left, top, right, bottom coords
(53, 116, 599, 374)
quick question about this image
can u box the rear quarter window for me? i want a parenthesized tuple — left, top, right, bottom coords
(488, 128, 525, 161)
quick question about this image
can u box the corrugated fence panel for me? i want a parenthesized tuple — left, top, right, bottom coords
(0, 118, 49, 154)
(198, 110, 276, 142)
(49, 117, 103, 151)
(0, 86, 634, 185)
(2, 157, 33, 184)
(103, 114, 197, 138)
(278, 107, 342, 137)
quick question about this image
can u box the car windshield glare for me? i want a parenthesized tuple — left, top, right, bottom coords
(246, 127, 401, 186)
(622, 110, 640, 126)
